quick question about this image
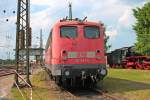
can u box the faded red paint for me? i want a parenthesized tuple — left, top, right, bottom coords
(45, 20, 106, 65)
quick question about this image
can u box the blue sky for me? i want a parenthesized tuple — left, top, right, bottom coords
(0, 0, 149, 59)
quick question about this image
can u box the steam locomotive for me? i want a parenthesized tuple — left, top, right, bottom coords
(45, 18, 107, 87)
(107, 46, 150, 70)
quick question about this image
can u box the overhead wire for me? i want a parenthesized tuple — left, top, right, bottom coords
(0, 0, 16, 60)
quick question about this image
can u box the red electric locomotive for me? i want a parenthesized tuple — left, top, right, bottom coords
(45, 5, 107, 88)
(45, 19, 107, 87)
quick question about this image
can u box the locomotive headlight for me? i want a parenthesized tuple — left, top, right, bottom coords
(81, 71, 86, 75)
(65, 70, 70, 76)
(62, 50, 68, 60)
(100, 68, 106, 76)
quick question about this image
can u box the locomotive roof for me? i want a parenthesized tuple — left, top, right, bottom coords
(45, 20, 104, 50)
(53, 20, 104, 27)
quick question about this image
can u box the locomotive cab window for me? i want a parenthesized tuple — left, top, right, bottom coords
(84, 26, 100, 38)
(60, 26, 77, 38)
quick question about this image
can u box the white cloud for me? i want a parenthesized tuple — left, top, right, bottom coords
(31, 0, 67, 8)
(118, 7, 135, 28)
(30, 0, 131, 36)
(106, 29, 118, 37)
(31, 9, 51, 31)
(0, 0, 149, 58)
(29, 0, 139, 46)
(105, 25, 118, 37)
(30, 0, 68, 33)
(31, 0, 55, 6)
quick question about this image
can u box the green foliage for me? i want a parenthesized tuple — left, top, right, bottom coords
(133, 2, 150, 56)
(104, 35, 111, 53)
(99, 21, 111, 53)
(11, 71, 58, 100)
(0, 59, 15, 65)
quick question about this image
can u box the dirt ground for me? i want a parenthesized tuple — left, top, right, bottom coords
(0, 65, 42, 100)
(0, 75, 14, 99)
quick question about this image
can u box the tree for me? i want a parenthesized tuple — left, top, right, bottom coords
(99, 21, 111, 53)
(104, 34, 111, 53)
(133, 2, 150, 56)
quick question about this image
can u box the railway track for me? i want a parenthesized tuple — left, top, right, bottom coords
(0, 68, 15, 77)
(42, 66, 117, 100)
(0, 65, 16, 77)
(0, 65, 27, 77)
(59, 86, 117, 100)
(91, 88, 117, 100)
(50, 82, 117, 100)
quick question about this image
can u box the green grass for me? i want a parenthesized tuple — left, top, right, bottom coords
(11, 68, 150, 100)
(11, 71, 60, 100)
(99, 68, 150, 100)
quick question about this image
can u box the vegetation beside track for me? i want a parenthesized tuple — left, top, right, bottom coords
(99, 68, 150, 100)
(11, 68, 150, 100)
(11, 70, 61, 100)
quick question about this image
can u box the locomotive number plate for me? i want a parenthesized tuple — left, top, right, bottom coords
(77, 52, 87, 58)
(75, 58, 90, 62)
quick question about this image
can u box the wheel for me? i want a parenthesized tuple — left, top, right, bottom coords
(143, 65, 149, 70)
(62, 78, 67, 88)
(62, 78, 71, 89)
(54, 76, 61, 86)
(127, 66, 132, 69)
(135, 63, 143, 70)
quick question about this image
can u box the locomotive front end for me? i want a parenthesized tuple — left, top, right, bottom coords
(60, 51, 107, 80)
(48, 21, 107, 87)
